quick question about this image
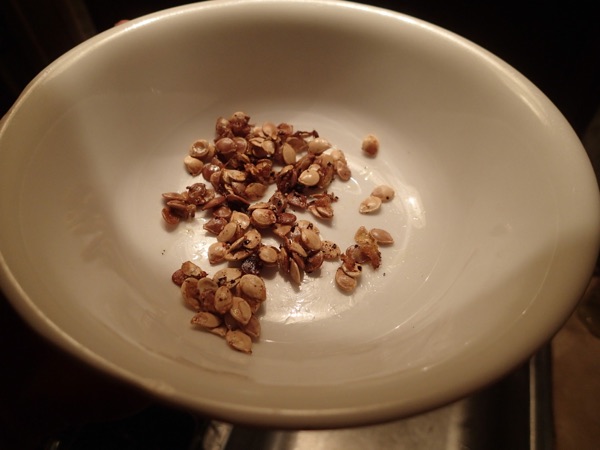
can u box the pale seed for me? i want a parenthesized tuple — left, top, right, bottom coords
(371, 185, 395, 202)
(359, 195, 382, 214)
(308, 137, 331, 154)
(298, 169, 320, 187)
(335, 267, 357, 293)
(217, 222, 239, 243)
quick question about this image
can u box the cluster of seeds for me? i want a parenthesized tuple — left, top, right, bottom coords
(172, 261, 265, 353)
(162, 112, 395, 353)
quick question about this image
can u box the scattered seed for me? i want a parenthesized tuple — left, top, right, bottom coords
(359, 195, 382, 214)
(371, 185, 395, 202)
(361, 134, 379, 156)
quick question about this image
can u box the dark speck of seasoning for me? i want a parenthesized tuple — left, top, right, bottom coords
(161, 249, 166, 255)
(383, 272, 386, 276)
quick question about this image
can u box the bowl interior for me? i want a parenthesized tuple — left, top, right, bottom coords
(1, 0, 598, 427)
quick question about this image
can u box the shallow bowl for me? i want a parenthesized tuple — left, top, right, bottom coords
(1, 0, 599, 428)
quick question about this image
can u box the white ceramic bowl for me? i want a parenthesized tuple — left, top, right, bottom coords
(1, 0, 599, 428)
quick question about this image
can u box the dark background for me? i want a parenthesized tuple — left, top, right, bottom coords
(0, 1, 599, 448)
(1, 0, 599, 135)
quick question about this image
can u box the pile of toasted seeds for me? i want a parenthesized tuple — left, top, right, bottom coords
(162, 112, 394, 353)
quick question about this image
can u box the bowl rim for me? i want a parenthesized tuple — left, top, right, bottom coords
(1, 0, 599, 428)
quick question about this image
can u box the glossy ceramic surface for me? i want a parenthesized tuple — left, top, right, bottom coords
(1, 0, 598, 428)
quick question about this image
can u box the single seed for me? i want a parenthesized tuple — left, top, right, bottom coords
(308, 137, 331, 154)
(369, 228, 394, 245)
(359, 195, 382, 214)
(361, 134, 379, 156)
(191, 311, 222, 329)
(335, 267, 358, 293)
(225, 330, 253, 353)
(298, 169, 320, 187)
(214, 285, 234, 314)
(371, 185, 395, 202)
(238, 274, 267, 302)
(184, 155, 204, 176)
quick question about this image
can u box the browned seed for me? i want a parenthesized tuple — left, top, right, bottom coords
(225, 330, 253, 353)
(217, 222, 239, 243)
(214, 285, 233, 314)
(162, 207, 180, 225)
(289, 258, 303, 285)
(300, 228, 322, 251)
(361, 134, 379, 156)
(251, 208, 277, 228)
(230, 296, 253, 325)
(238, 274, 267, 302)
(213, 267, 243, 289)
(181, 261, 207, 278)
(242, 315, 261, 339)
(258, 245, 279, 265)
(321, 240, 341, 260)
(184, 155, 204, 176)
(189, 139, 215, 160)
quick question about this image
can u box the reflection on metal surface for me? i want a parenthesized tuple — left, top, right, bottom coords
(204, 348, 552, 450)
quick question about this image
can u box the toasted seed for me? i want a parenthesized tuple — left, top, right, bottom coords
(289, 258, 303, 285)
(189, 139, 215, 160)
(209, 325, 228, 337)
(184, 155, 204, 176)
(298, 169, 320, 187)
(230, 211, 251, 230)
(361, 134, 379, 156)
(308, 137, 331, 154)
(191, 311, 222, 329)
(359, 195, 382, 214)
(258, 245, 279, 265)
(244, 182, 268, 201)
(230, 296, 253, 325)
(300, 228, 322, 251)
(214, 285, 233, 314)
(305, 250, 324, 273)
(335, 267, 358, 293)
(242, 228, 262, 249)
(371, 185, 395, 202)
(321, 240, 341, 260)
(217, 222, 239, 243)
(197, 276, 218, 292)
(242, 315, 261, 339)
(225, 330, 252, 353)
(287, 240, 308, 258)
(238, 274, 267, 302)
(369, 228, 394, 245)
(207, 242, 228, 264)
(213, 267, 243, 289)
(281, 142, 297, 165)
(181, 277, 201, 310)
(181, 261, 207, 278)
(251, 208, 277, 228)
